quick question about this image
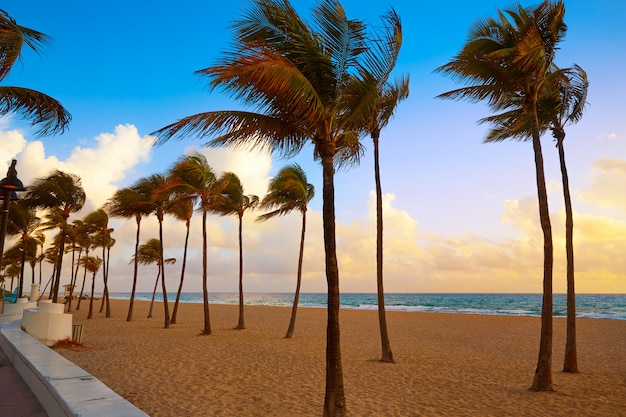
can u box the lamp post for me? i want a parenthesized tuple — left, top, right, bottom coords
(0, 159, 26, 298)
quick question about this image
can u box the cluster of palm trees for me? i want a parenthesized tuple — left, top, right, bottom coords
(2, 153, 317, 337)
(437, 0, 588, 390)
(106, 151, 274, 332)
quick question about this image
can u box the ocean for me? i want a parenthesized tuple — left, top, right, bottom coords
(109, 292, 626, 320)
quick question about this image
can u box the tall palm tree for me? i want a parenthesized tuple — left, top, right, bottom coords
(64, 221, 86, 311)
(436, 1, 567, 391)
(479, 65, 589, 373)
(83, 209, 112, 317)
(212, 172, 258, 330)
(550, 65, 588, 373)
(105, 183, 154, 321)
(0, 9, 71, 135)
(167, 196, 194, 324)
(357, 9, 409, 363)
(167, 152, 217, 335)
(132, 238, 176, 319)
(6, 199, 40, 298)
(75, 232, 94, 311)
(25, 171, 86, 303)
(137, 174, 173, 329)
(79, 255, 102, 320)
(257, 164, 314, 338)
(33, 231, 45, 285)
(151, 2, 393, 412)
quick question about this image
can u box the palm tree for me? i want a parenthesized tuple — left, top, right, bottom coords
(436, 1, 567, 391)
(83, 209, 112, 317)
(64, 221, 87, 311)
(105, 183, 154, 321)
(479, 65, 589, 373)
(168, 196, 194, 324)
(167, 152, 217, 334)
(79, 255, 102, 320)
(137, 174, 173, 329)
(257, 164, 314, 338)
(212, 172, 258, 330)
(358, 10, 409, 363)
(132, 238, 175, 319)
(550, 65, 588, 373)
(6, 199, 40, 298)
(33, 231, 45, 285)
(25, 171, 86, 303)
(0, 9, 71, 135)
(151, 2, 393, 412)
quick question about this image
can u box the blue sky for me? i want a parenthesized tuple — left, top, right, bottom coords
(1, 0, 625, 294)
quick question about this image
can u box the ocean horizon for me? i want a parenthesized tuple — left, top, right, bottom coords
(108, 292, 626, 321)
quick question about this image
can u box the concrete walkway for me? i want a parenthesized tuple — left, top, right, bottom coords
(0, 347, 47, 417)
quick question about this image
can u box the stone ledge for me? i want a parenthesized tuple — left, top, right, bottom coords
(0, 321, 149, 417)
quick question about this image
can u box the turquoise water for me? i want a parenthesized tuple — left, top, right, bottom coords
(109, 292, 626, 320)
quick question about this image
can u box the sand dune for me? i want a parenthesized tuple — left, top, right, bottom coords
(56, 298, 626, 416)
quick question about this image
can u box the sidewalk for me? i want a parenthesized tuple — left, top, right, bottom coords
(0, 347, 47, 417)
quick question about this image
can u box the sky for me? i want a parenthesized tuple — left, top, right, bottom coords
(1, 0, 624, 295)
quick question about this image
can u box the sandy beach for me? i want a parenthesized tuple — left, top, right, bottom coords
(55, 298, 626, 416)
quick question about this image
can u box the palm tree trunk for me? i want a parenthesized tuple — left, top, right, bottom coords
(236, 216, 245, 330)
(158, 220, 171, 329)
(68, 248, 82, 312)
(87, 273, 96, 319)
(52, 222, 68, 303)
(321, 155, 346, 417)
(373, 133, 395, 363)
(76, 262, 88, 310)
(285, 210, 306, 339)
(127, 217, 141, 321)
(18, 242, 26, 299)
(556, 132, 578, 373)
(171, 221, 190, 324)
(147, 269, 160, 319)
(530, 109, 554, 391)
(105, 245, 112, 317)
(201, 210, 211, 335)
(99, 242, 111, 317)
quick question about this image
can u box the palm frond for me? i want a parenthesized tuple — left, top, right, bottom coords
(0, 86, 71, 136)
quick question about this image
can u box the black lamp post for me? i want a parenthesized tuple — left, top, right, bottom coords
(0, 159, 26, 298)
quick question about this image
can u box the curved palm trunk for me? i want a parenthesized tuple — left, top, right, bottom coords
(171, 220, 190, 324)
(127, 217, 142, 321)
(18, 241, 27, 299)
(147, 269, 160, 319)
(321, 155, 345, 417)
(556, 130, 578, 373)
(285, 210, 306, 339)
(76, 261, 88, 310)
(159, 220, 171, 329)
(236, 215, 245, 330)
(52, 222, 68, 303)
(68, 248, 82, 312)
(87, 272, 96, 319)
(99, 242, 111, 317)
(530, 109, 554, 392)
(201, 210, 211, 335)
(373, 133, 395, 363)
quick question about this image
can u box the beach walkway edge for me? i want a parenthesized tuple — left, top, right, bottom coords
(0, 320, 149, 417)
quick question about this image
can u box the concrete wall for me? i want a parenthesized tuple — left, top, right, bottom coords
(0, 321, 149, 417)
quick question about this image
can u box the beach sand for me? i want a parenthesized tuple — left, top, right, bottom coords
(56, 298, 626, 416)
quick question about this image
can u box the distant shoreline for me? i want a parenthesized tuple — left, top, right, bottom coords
(106, 292, 626, 320)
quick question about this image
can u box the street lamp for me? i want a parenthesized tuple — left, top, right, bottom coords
(0, 159, 26, 299)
